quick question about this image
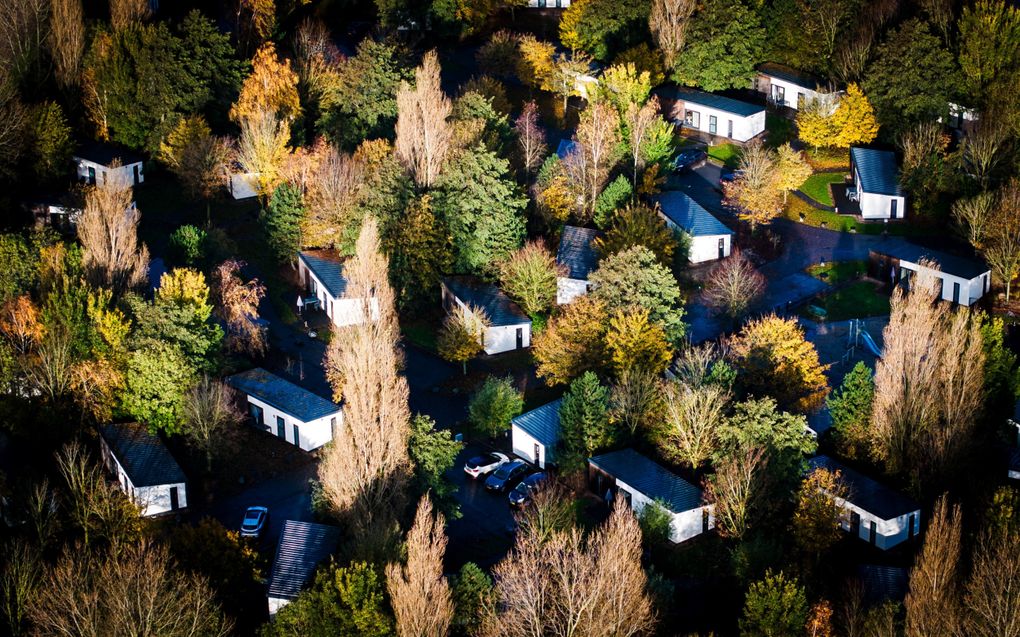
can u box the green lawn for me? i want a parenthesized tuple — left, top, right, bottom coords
(708, 143, 741, 168)
(799, 172, 845, 207)
(783, 197, 917, 236)
(807, 260, 868, 284)
(804, 281, 890, 321)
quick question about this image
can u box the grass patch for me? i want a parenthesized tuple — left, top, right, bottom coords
(783, 198, 918, 236)
(804, 281, 890, 321)
(765, 114, 796, 148)
(402, 321, 438, 352)
(708, 143, 741, 168)
(799, 172, 845, 206)
(807, 260, 868, 284)
(805, 148, 850, 172)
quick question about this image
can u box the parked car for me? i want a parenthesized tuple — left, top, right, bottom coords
(720, 168, 745, 182)
(240, 506, 269, 538)
(671, 149, 708, 173)
(485, 460, 530, 493)
(464, 452, 509, 479)
(509, 472, 548, 507)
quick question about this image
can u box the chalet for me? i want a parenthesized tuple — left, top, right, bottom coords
(588, 448, 714, 543)
(98, 423, 186, 517)
(527, 0, 570, 6)
(807, 455, 921, 550)
(868, 244, 990, 307)
(660, 86, 766, 143)
(556, 225, 599, 304)
(511, 399, 562, 469)
(1008, 403, 1020, 480)
(267, 520, 342, 616)
(74, 141, 144, 187)
(297, 251, 378, 327)
(942, 102, 979, 136)
(754, 63, 829, 111)
(837, 147, 906, 220)
(229, 172, 259, 199)
(226, 368, 341, 452)
(654, 191, 733, 263)
(441, 276, 531, 355)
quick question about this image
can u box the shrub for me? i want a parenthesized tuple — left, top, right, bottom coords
(168, 225, 207, 267)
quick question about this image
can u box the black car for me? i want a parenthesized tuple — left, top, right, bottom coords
(671, 149, 708, 173)
(508, 472, 548, 507)
(484, 460, 530, 493)
(720, 168, 745, 182)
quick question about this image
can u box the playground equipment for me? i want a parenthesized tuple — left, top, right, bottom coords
(842, 319, 882, 366)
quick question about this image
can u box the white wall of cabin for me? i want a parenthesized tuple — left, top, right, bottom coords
(244, 394, 338, 452)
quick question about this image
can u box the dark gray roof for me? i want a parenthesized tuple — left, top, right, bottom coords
(442, 276, 531, 327)
(808, 455, 920, 520)
(298, 251, 348, 299)
(98, 423, 185, 487)
(589, 449, 703, 513)
(512, 399, 562, 450)
(857, 565, 909, 603)
(74, 141, 144, 166)
(655, 191, 733, 237)
(851, 147, 902, 196)
(268, 520, 341, 600)
(757, 63, 824, 91)
(870, 243, 989, 280)
(556, 138, 579, 160)
(662, 86, 765, 117)
(226, 368, 341, 422)
(557, 226, 599, 280)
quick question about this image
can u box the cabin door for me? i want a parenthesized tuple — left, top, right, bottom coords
(169, 486, 179, 511)
(87, 166, 96, 185)
(727, 120, 733, 138)
(890, 199, 898, 219)
(718, 238, 725, 259)
(293, 424, 300, 448)
(850, 511, 861, 536)
(516, 328, 523, 349)
(276, 416, 285, 439)
(952, 282, 960, 305)
(133, 164, 140, 185)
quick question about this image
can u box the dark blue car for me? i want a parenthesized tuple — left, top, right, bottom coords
(509, 472, 548, 507)
(485, 460, 530, 493)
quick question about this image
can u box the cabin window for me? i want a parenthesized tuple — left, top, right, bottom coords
(708, 115, 717, 135)
(685, 110, 700, 129)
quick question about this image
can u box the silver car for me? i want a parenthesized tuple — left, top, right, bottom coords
(240, 506, 269, 538)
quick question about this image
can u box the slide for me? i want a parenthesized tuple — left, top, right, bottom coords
(860, 329, 882, 359)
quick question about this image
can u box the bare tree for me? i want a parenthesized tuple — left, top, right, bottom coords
(964, 527, 1020, 637)
(49, 0, 84, 90)
(387, 496, 454, 637)
(0, 0, 50, 89)
(961, 122, 1008, 191)
(292, 18, 340, 99)
(871, 268, 985, 484)
(305, 143, 364, 250)
(236, 109, 292, 199)
(0, 541, 39, 637)
(183, 377, 242, 473)
(0, 80, 27, 180)
(661, 380, 729, 469)
(30, 540, 231, 637)
(514, 100, 547, 182)
(985, 180, 1020, 302)
(78, 167, 149, 297)
(904, 495, 962, 637)
(702, 252, 766, 322)
(396, 50, 453, 188)
(952, 191, 995, 250)
(212, 259, 267, 356)
(109, 0, 149, 30)
(672, 342, 725, 388)
(482, 501, 656, 637)
(319, 217, 411, 550)
(706, 445, 765, 540)
(835, 28, 875, 84)
(649, 0, 696, 69)
(610, 368, 665, 437)
(564, 101, 622, 222)
(626, 97, 661, 186)
(55, 441, 140, 548)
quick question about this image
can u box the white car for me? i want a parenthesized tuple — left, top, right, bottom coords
(464, 452, 509, 479)
(240, 506, 269, 538)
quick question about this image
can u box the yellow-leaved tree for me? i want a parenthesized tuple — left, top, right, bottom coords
(797, 84, 878, 149)
(774, 143, 813, 203)
(229, 42, 301, 124)
(831, 84, 880, 148)
(559, 0, 589, 53)
(605, 307, 673, 376)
